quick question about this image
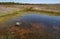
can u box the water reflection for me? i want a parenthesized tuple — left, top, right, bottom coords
(4, 14, 60, 27)
(20, 14, 60, 25)
(1, 14, 60, 39)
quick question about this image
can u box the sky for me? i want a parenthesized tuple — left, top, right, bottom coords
(0, 0, 60, 4)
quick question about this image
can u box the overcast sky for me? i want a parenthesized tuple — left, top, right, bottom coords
(0, 0, 60, 4)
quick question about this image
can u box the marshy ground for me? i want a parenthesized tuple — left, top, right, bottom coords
(0, 4, 60, 39)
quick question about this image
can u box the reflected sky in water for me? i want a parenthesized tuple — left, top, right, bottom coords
(5, 14, 60, 27)
(20, 14, 60, 25)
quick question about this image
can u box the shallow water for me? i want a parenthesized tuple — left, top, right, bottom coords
(6, 14, 60, 26)
(1, 14, 60, 39)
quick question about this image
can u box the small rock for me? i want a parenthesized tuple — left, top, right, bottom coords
(16, 22, 21, 26)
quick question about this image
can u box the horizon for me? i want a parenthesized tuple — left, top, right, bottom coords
(0, 0, 60, 4)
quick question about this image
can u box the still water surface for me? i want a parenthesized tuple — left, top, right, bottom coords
(5, 14, 60, 27)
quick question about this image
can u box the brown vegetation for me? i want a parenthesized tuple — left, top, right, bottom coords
(0, 22, 60, 39)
